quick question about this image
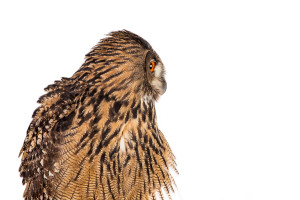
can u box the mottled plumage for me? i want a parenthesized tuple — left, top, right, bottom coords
(19, 30, 177, 200)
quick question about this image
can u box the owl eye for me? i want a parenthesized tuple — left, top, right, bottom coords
(149, 61, 156, 72)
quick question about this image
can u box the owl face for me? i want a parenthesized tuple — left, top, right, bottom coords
(142, 49, 167, 101)
(84, 30, 167, 102)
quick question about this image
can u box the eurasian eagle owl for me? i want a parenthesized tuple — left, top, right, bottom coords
(20, 30, 177, 200)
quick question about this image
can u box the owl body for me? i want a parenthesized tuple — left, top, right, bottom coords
(19, 30, 177, 200)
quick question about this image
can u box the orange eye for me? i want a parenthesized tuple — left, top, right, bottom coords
(149, 61, 156, 72)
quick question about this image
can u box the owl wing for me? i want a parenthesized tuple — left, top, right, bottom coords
(20, 68, 177, 199)
(19, 71, 87, 199)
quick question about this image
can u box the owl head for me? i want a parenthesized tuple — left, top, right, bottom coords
(82, 30, 167, 102)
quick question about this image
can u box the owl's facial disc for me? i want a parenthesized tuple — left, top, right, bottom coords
(150, 61, 167, 95)
(143, 51, 167, 100)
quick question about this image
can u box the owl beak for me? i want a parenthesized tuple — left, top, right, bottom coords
(161, 79, 167, 95)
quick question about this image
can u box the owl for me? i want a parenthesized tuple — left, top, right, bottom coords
(19, 30, 177, 200)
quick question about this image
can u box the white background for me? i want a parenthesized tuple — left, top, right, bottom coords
(1, 1, 300, 199)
